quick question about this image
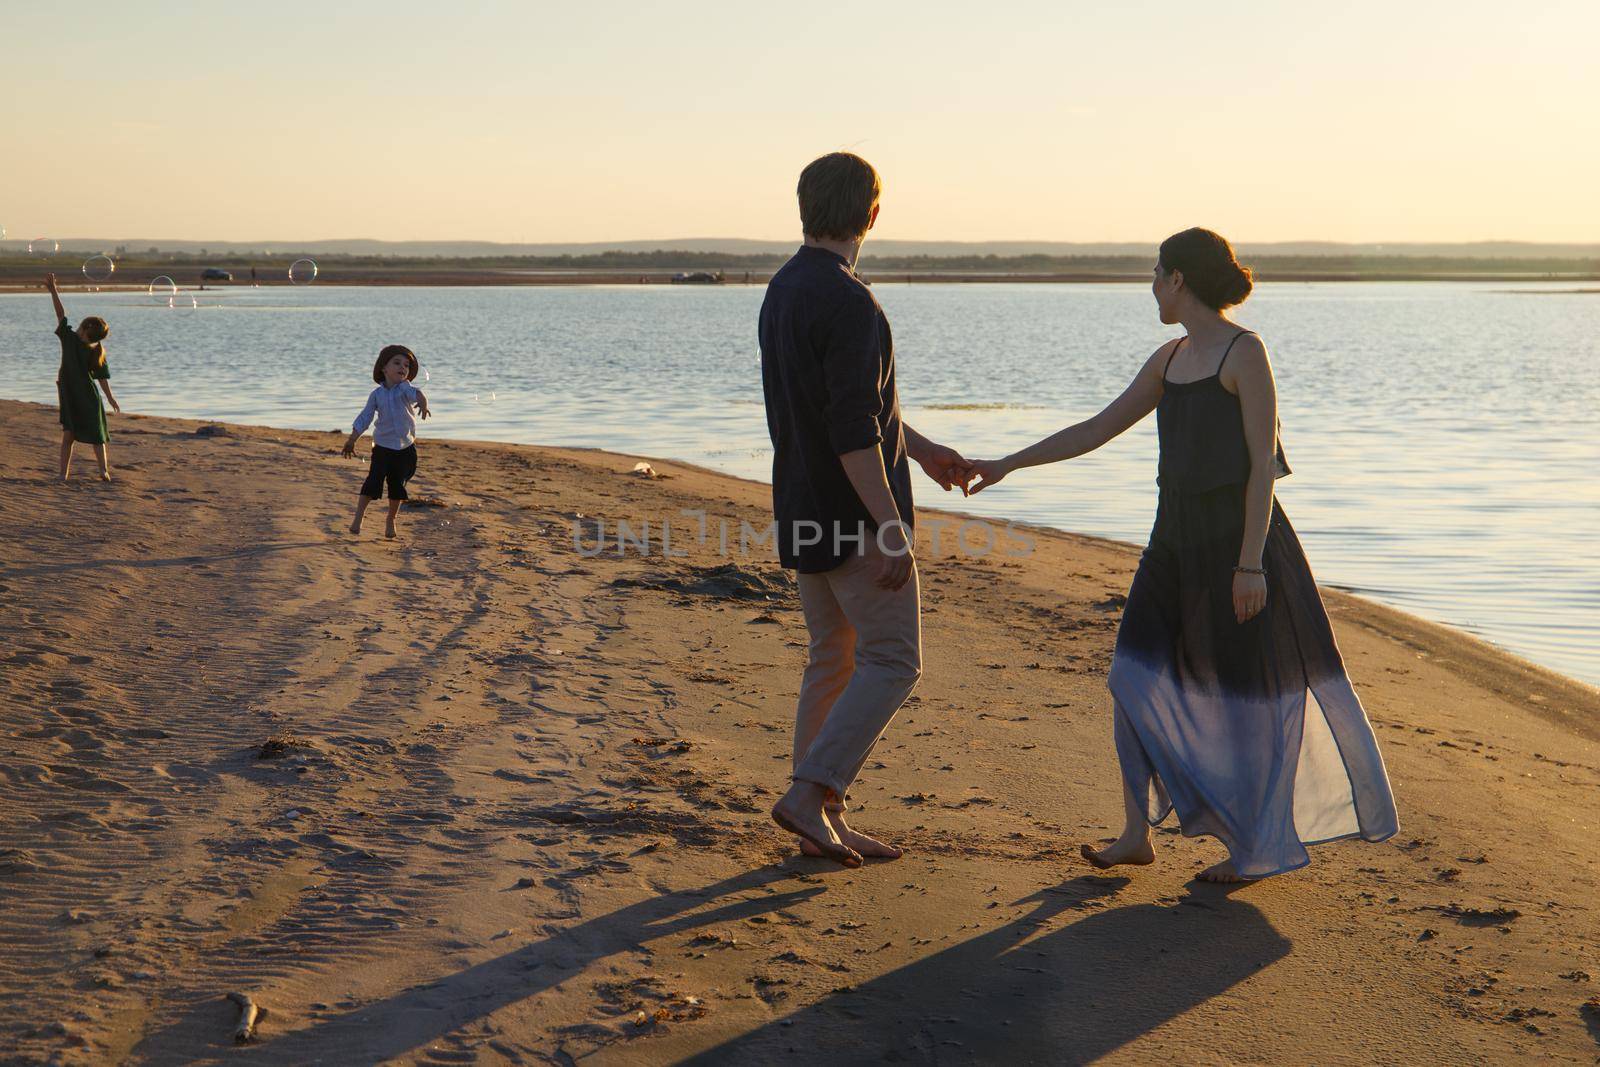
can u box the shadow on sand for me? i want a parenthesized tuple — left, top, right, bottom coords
(131, 870, 1290, 1065)
(684, 874, 1292, 1065)
(130, 864, 824, 1064)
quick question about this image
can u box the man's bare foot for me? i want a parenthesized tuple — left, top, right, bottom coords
(99, 471, 112, 482)
(799, 809, 902, 860)
(1081, 835, 1155, 870)
(385, 525, 398, 540)
(349, 521, 362, 535)
(1197, 860, 1252, 884)
(772, 791, 861, 869)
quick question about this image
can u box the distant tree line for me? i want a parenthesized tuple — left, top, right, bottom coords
(4, 248, 1597, 276)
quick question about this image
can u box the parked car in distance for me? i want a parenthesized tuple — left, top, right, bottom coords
(201, 267, 233, 281)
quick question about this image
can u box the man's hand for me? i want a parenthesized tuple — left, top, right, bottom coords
(341, 436, 358, 458)
(45, 273, 58, 291)
(913, 439, 975, 495)
(870, 521, 915, 591)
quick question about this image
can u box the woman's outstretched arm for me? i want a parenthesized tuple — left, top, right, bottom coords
(968, 340, 1176, 493)
(1222, 333, 1277, 621)
(45, 273, 66, 322)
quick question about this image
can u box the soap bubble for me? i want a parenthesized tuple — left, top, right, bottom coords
(420, 367, 430, 383)
(149, 276, 177, 303)
(29, 237, 57, 256)
(82, 255, 115, 284)
(288, 258, 318, 284)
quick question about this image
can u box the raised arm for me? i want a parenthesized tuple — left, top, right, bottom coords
(45, 273, 66, 322)
(968, 340, 1176, 493)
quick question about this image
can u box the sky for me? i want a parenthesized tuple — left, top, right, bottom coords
(4, 1, 1597, 245)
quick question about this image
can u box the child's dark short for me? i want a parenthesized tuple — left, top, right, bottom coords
(361, 444, 417, 500)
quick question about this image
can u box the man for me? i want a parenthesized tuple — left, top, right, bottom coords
(759, 152, 972, 867)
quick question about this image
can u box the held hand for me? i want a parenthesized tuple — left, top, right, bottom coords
(914, 440, 974, 495)
(967, 458, 1012, 494)
(870, 522, 915, 591)
(1233, 570, 1267, 623)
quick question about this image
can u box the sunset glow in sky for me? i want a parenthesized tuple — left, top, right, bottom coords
(5, 1, 1597, 244)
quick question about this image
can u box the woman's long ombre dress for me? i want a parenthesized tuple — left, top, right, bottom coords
(1107, 335, 1398, 878)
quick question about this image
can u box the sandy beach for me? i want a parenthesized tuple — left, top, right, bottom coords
(2, 396, 1597, 1064)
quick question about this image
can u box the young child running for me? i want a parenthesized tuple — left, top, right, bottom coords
(342, 344, 430, 538)
(46, 273, 121, 481)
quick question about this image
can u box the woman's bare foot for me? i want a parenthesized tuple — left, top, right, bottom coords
(1081, 834, 1155, 870)
(772, 787, 862, 868)
(799, 809, 902, 860)
(1197, 860, 1252, 884)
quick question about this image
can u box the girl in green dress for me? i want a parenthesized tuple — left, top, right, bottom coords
(46, 273, 121, 481)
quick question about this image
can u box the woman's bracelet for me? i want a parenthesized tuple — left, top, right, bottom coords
(1233, 565, 1266, 576)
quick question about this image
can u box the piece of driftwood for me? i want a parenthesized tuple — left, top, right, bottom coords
(227, 991, 265, 1043)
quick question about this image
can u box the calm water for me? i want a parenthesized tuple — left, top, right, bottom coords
(3, 282, 1596, 686)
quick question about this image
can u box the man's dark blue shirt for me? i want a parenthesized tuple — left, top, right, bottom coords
(759, 245, 914, 573)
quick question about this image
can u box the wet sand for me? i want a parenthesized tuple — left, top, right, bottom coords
(2, 397, 1597, 1064)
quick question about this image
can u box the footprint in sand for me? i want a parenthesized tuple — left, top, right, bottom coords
(60, 729, 107, 755)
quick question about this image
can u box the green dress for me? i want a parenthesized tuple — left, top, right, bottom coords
(55, 317, 110, 444)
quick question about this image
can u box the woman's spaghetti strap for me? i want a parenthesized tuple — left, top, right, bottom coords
(1215, 330, 1256, 376)
(1162, 338, 1185, 379)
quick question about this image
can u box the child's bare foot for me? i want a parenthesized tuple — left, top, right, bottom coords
(1081, 833, 1155, 870)
(99, 471, 112, 482)
(1197, 859, 1252, 884)
(799, 808, 902, 860)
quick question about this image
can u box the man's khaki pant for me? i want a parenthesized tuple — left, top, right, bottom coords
(792, 552, 922, 799)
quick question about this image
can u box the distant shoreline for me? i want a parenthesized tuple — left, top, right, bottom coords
(5, 268, 1600, 294)
(6, 244, 1599, 293)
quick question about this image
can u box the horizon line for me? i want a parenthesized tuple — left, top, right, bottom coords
(6, 235, 1600, 251)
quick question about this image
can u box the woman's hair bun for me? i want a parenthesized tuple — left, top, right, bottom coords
(1158, 228, 1254, 310)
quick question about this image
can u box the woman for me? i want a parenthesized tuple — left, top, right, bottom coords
(46, 273, 120, 481)
(968, 228, 1398, 882)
